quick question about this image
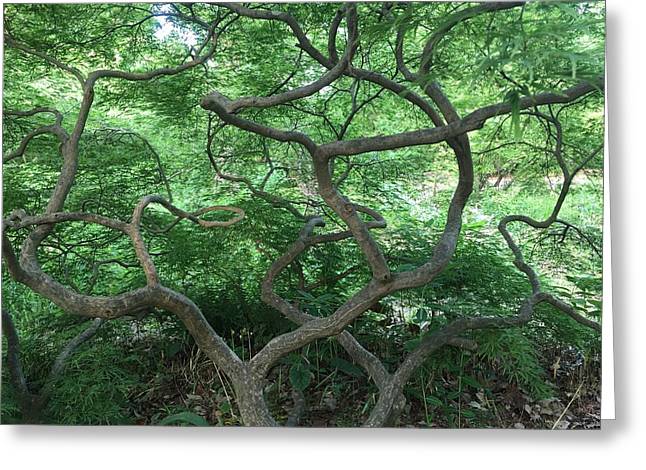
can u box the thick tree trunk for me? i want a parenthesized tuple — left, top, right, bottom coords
(20, 395, 47, 424)
(232, 371, 276, 427)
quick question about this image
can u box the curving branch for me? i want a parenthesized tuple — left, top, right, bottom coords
(217, 2, 444, 125)
(259, 213, 404, 423)
(202, 93, 319, 153)
(418, 2, 525, 75)
(212, 2, 446, 135)
(203, 77, 601, 161)
(313, 159, 392, 282)
(1, 308, 104, 422)
(1, 308, 31, 401)
(498, 141, 603, 292)
(3, 205, 247, 389)
(553, 219, 602, 258)
(86, 11, 220, 85)
(132, 195, 244, 231)
(2, 8, 269, 422)
(207, 38, 357, 114)
(4, 107, 64, 124)
(213, 2, 330, 66)
(3, 107, 69, 163)
(129, 195, 244, 285)
(5, 209, 130, 234)
(4, 35, 86, 84)
(316, 80, 603, 159)
(206, 119, 309, 220)
(40, 318, 104, 398)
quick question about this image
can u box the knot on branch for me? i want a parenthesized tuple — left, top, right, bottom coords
(299, 215, 325, 238)
(4, 209, 28, 229)
(201, 90, 234, 113)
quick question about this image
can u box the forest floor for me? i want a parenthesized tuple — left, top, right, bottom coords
(129, 343, 601, 429)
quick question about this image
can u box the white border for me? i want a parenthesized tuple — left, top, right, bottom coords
(3, 1, 646, 469)
(601, 55, 614, 418)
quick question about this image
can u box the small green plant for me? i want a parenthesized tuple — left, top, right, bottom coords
(476, 330, 553, 399)
(159, 411, 209, 426)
